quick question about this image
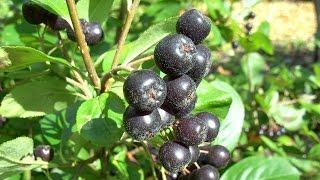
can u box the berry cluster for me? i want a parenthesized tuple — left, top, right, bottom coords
(258, 124, 286, 138)
(123, 9, 230, 179)
(22, 1, 104, 46)
(34, 145, 54, 162)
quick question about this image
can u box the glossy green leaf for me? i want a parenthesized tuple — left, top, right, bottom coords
(209, 80, 244, 151)
(0, 137, 48, 178)
(0, 77, 78, 118)
(221, 156, 300, 180)
(76, 92, 125, 147)
(0, 46, 73, 72)
(77, 0, 114, 23)
(100, 17, 178, 72)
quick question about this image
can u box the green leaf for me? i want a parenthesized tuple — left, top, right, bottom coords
(100, 17, 178, 72)
(0, 137, 48, 178)
(0, 46, 73, 72)
(0, 77, 78, 118)
(309, 144, 320, 161)
(240, 32, 273, 55)
(30, 0, 70, 23)
(205, 0, 231, 20)
(241, 52, 266, 89)
(210, 80, 245, 151)
(260, 136, 286, 156)
(195, 80, 232, 120)
(76, 92, 125, 147)
(221, 156, 300, 180)
(288, 157, 320, 174)
(77, 0, 115, 23)
(258, 21, 271, 36)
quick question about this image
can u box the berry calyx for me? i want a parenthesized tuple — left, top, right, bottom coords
(154, 34, 196, 76)
(22, 2, 46, 25)
(190, 165, 220, 180)
(161, 75, 197, 117)
(176, 9, 211, 44)
(187, 44, 212, 81)
(34, 145, 54, 162)
(123, 70, 167, 112)
(159, 141, 191, 173)
(174, 116, 208, 146)
(123, 106, 161, 140)
(202, 145, 230, 169)
(158, 108, 175, 129)
(196, 112, 220, 142)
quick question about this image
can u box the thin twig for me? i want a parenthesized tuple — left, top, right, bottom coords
(66, 0, 101, 90)
(103, 0, 141, 92)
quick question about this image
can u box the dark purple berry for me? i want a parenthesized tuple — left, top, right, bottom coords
(154, 34, 196, 76)
(245, 23, 253, 32)
(159, 141, 191, 173)
(34, 145, 54, 162)
(202, 145, 230, 169)
(85, 22, 104, 45)
(67, 19, 88, 41)
(176, 9, 211, 44)
(189, 146, 200, 163)
(247, 12, 256, 19)
(187, 45, 212, 81)
(190, 165, 219, 180)
(46, 15, 69, 31)
(22, 2, 46, 25)
(123, 106, 161, 140)
(162, 75, 197, 117)
(196, 112, 220, 142)
(158, 108, 175, 129)
(231, 41, 239, 49)
(174, 116, 208, 146)
(124, 70, 167, 112)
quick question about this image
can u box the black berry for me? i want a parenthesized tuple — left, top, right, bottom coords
(174, 116, 208, 146)
(161, 75, 197, 117)
(34, 145, 54, 162)
(189, 146, 200, 163)
(176, 9, 211, 44)
(154, 34, 196, 76)
(187, 44, 212, 81)
(46, 15, 69, 31)
(158, 108, 175, 129)
(22, 2, 46, 25)
(245, 23, 253, 32)
(159, 141, 191, 173)
(202, 145, 230, 169)
(190, 165, 220, 180)
(196, 112, 220, 142)
(246, 12, 256, 20)
(85, 22, 104, 45)
(231, 41, 239, 49)
(67, 19, 88, 41)
(123, 106, 161, 140)
(123, 70, 167, 112)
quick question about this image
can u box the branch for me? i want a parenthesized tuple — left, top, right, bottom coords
(103, 0, 141, 92)
(66, 0, 101, 90)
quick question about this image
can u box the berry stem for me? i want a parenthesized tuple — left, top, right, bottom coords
(66, 0, 101, 91)
(103, 0, 141, 92)
(141, 141, 158, 180)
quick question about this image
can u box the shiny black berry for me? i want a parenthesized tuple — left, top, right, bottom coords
(46, 15, 69, 31)
(174, 116, 208, 146)
(177, 9, 211, 44)
(34, 145, 54, 162)
(187, 44, 212, 81)
(196, 112, 220, 142)
(85, 22, 104, 45)
(162, 75, 197, 117)
(154, 34, 196, 76)
(124, 70, 167, 112)
(67, 19, 88, 41)
(245, 23, 253, 32)
(158, 108, 175, 129)
(123, 106, 161, 140)
(22, 2, 46, 25)
(246, 12, 256, 19)
(159, 141, 191, 173)
(203, 145, 230, 169)
(189, 146, 200, 163)
(190, 165, 220, 180)
(231, 41, 239, 49)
